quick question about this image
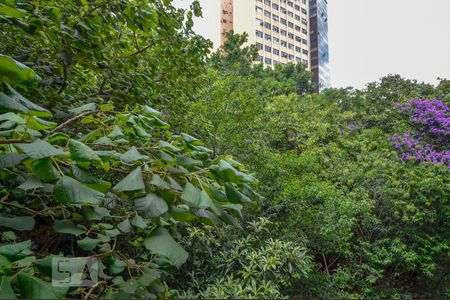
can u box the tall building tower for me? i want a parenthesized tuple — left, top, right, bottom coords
(174, 0, 330, 89)
(309, 0, 330, 91)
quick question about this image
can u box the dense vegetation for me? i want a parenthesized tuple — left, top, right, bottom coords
(0, 0, 449, 299)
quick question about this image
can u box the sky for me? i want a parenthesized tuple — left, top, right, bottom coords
(173, 0, 450, 89)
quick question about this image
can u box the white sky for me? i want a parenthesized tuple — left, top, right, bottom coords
(173, 0, 450, 89)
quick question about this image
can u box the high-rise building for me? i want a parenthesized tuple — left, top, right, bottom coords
(309, 0, 330, 91)
(174, 0, 330, 90)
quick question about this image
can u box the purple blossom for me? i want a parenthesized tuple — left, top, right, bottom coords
(391, 99, 450, 169)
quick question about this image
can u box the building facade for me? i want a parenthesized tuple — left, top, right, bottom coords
(309, 0, 330, 91)
(175, 0, 330, 90)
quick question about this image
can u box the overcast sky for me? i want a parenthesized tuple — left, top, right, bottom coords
(174, 0, 450, 89)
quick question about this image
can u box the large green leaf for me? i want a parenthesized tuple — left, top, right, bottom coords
(113, 167, 145, 192)
(225, 183, 251, 203)
(180, 182, 201, 208)
(68, 103, 96, 115)
(0, 112, 25, 124)
(32, 158, 60, 182)
(0, 153, 27, 168)
(54, 176, 104, 205)
(0, 240, 31, 260)
(6, 85, 50, 117)
(210, 160, 243, 183)
(17, 273, 58, 299)
(0, 216, 35, 231)
(144, 227, 188, 268)
(53, 220, 85, 236)
(17, 176, 44, 190)
(134, 193, 168, 217)
(0, 276, 16, 299)
(0, 55, 38, 83)
(0, 92, 28, 113)
(149, 174, 170, 190)
(15, 140, 65, 160)
(120, 146, 148, 162)
(69, 139, 101, 164)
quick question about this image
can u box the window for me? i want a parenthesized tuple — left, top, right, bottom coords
(272, 25, 279, 33)
(272, 3, 279, 10)
(272, 14, 279, 21)
(265, 57, 272, 65)
(265, 33, 272, 40)
(301, 8, 307, 14)
(295, 14, 300, 21)
(302, 28, 307, 34)
(287, 11, 293, 18)
(258, 55, 263, 62)
(256, 18, 263, 26)
(301, 18, 308, 25)
(273, 60, 279, 65)
(294, 4, 300, 11)
(302, 49, 308, 55)
(280, 18, 287, 25)
(295, 25, 301, 31)
(295, 35, 301, 42)
(256, 30, 264, 38)
(256, 42, 263, 50)
(287, 1, 293, 7)
(281, 51, 288, 58)
(302, 0, 306, 4)
(288, 21, 294, 28)
(280, 7, 286, 14)
(273, 37, 280, 44)
(302, 38, 307, 45)
(295, 46, 301, 52)
(273, 49, 280, 56)
(281, 40, 287, 47)
(281, 29, 287, 36)
(264, 10, 271, 17)
(288, 32, 294, 39)
(288, 54, 294, 60)
(296, 57, 302, 62)
(265, 45, 272, 52)
(256, 7, 263, 14)
(288, 43, 294, 50)
(264, 0, 271, 5)
(264, 22, 271, 29)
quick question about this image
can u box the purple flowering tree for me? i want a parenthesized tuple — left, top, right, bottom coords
(390, 99, 450, 168)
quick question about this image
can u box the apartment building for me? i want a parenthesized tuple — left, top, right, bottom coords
(174, 0, 330, 90)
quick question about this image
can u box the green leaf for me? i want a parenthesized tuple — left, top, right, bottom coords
(0, 55, 38, 83)
(77, 237, 100, 251)
(0, 240, 31, 260)
(26, 116, 57, 130)
(32, 158, 60, 182)
(181, 133, 202, 145)
(120, 146, 148, 162)
(0, 91, 28, 113)
(131, 214, 147, 229)
(225, 183, 251, 203)
(149, 174, 170, 190)
(70, 165, 100, 183)
(81, 207, 110, 221)
(144, 227, 188, 268)
(69, 139, 101, 164)
(210, 160, 243, 183)
(17, 176, 44, 190)
(177, 155, 203, 168)
(15, 139, 65, 160)
(113, 167, 145, 192)
(54, 176, 104, 205)
(158, 141, 180, 152)
(0, 216, 35, 231)
(134, 193, 168, 218)
(6, 85, 50, 117)
(108, 126, 125, 139)
(0, 112, 25, 124)
(17, 273, 67, 299)
(0, 3, 27, 18)
(117, 219, 132, 233)
(0, 276, 16, 299)
(181, 182, 201, 208)
(0, 153, 27, 168)
(68, 103, 96, 115)
(53, 220, 85, 236)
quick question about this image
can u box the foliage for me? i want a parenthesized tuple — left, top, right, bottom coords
(170, 218, 313, 299)
(0, 55, 260, 298)
(0, 0, 209, 110)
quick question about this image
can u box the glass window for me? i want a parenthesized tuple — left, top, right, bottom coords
(256, 42, 263, 50)
(272, 3, 279, 10)
(256, 18, 263, 26)
(256, 7, 263, 14)
(256, 30, 264, 38)
(288, 22, 294, 28)
(264, 22, 271, 29)
(273, 37, 280, 44)
(264, 10, 271, 17)
(265, 57, 272, 65)
(281, 40, 287, 47)
(265, 33, 272, 40)
(264, 0, 271, 5)
(288, 43, 294, 50)
(265, 45, 272, 52)
(273, 25, 279, 33)
(288, 32, 294, 39)
(281, 18, 287, 25)
(273, 49, 280, 56)
(281, 29, 287, 36)
(272, 14, 279, 21)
